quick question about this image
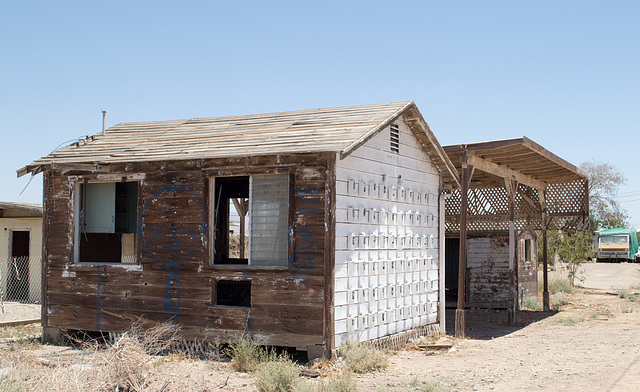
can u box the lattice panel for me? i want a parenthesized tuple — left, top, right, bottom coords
(546, 179, 587, 215)
(446, 179, 588, 232)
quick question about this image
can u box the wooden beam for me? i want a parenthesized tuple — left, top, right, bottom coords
(467, 154, 547, 191)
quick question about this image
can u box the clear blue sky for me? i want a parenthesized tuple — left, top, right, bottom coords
(2, 1, 639, 227)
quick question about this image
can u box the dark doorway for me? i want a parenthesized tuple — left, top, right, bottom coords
(445, 237, 459, 307)
(8, 230, 30, 302)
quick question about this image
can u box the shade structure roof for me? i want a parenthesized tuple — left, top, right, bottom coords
(443, 137, 589, 232)
(442, 137, 587, 189)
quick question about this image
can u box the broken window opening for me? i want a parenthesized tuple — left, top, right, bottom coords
(213, 177, 250, 265)
(215, 280, 251, 307)
(78, 181, 138, 263)
(212, 174, 289, 266)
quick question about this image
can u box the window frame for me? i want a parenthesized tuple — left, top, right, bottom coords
(72, 177, 141, 265)
(207, 168, 294, 268)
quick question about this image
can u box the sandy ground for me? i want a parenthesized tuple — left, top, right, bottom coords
(0, 301, 40, 324)
(2, 263, 640, 391)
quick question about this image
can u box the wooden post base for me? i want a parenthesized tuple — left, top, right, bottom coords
(455, 309, 465, 338)
(543, 291, 550, 312)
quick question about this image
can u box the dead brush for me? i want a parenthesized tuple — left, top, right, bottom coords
(98, 321, 180, 391)
(4, 321, 181, 392)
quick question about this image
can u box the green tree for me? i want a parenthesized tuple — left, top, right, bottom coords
(557, 230, 594, 286)
(580, 160, 628, 231)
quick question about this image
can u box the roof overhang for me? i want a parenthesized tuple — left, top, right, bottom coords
(0, 201, 43, 215)
(443, 137, 587, 189)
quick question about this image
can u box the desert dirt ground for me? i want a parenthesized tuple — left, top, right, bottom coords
(2, 262, 640, 391)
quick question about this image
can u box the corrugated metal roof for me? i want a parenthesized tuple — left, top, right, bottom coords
(20, 101, 417, 174)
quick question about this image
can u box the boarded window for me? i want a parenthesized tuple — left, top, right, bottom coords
(212, 174, 289, 266)
(78, 181, 138, 263)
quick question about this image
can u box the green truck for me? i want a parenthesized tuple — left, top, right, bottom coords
(597, 228, 639, 262)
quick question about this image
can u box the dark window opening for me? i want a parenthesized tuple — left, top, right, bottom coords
(524, 239, 532, 263)
(390, 124, 400, 153)
(213, 177, 250, 264)
(79, 181, 138, 263)
(215, 280, 251, 307)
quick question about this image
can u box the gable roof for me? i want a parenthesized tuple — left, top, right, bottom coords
(18, 101, 460, 185)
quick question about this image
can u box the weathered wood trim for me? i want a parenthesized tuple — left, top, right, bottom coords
(407, 109, 461, 189)
(324, 153, 336, 357)
(202, 165, 297, 176)
(339, 102, 414, 160)
(467, 154, 546, 190)
(52, 163, 109, 175)
(520, 137, 587, 177)
(41, 169, 50, 328)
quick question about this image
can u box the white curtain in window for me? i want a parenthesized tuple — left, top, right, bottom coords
(250, 174, 289, 266)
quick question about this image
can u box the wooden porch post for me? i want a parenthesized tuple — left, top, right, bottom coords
(542, 215, 550, 311)
(538, 187, 550, 312)
(505, 179, 518, 325)
(455, 151, 471, 338)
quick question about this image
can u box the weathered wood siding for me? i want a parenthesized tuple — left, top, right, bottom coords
(42, 153, 331, 349)
(467, 235, 510, 308)
(334, 121, 441, 346)
(517, 230, 538, 300)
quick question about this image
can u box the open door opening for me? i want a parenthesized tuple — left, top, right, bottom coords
(8, 230, 30, 302)
(444, 237, 459, 308)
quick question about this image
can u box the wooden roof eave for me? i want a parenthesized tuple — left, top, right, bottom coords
(406, 108, 461, 189)
(339, 101, 461, 188)
(339, 101, 415, 160)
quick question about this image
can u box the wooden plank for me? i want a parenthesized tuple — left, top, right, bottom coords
(467, 154, 546, 190)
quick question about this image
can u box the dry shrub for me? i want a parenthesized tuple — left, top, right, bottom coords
(293, 374, 357, 392)
(0, 321, 179, 392)
(225, 333, 275, 372)
(255, 357, 300, 392)
(337, 340, 388, 374)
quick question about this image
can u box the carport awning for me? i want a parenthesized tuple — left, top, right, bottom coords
(443, 137, 589, 232)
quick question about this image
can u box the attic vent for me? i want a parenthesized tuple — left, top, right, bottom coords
(390, 124, 400, 153)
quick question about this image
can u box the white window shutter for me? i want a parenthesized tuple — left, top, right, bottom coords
(83, 183, 115, 233)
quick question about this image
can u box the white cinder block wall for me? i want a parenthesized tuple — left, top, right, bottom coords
(334, 121, 441, 347)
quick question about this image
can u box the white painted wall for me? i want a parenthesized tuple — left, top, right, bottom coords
(0, 217, 42, 302)
(334, 121, 441, 346)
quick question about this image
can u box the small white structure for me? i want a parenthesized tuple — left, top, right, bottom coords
(0, 202, 42, 303)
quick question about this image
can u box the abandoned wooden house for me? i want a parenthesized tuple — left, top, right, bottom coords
(0, 201, 43, 304)
(18, 101, 461, 357)
(441, 138, 589, 334)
